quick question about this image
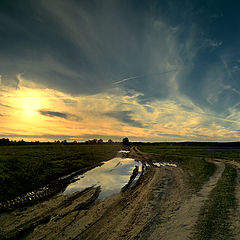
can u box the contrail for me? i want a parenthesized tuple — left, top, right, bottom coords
(112, 75, 143, 85)
(112, 69, 178, 85)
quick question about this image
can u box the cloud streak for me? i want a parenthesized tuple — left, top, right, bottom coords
(104, 111, 144, 128)
(39, 110, 68, 119)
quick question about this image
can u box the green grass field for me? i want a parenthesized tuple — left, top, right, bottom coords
(137, 145, 240, 161)
(0, 144, 120, 202)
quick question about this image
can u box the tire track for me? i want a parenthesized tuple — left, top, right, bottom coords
(145, 161, 225, 240)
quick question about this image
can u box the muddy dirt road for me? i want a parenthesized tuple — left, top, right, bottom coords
(1, 148, 240, 240)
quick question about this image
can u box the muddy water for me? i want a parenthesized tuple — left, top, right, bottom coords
(63, 153, 142, 199)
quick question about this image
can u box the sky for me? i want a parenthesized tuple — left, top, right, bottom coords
(0, 0, 240, 142)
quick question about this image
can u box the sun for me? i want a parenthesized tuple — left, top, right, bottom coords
(22, 96, 41, 117)
(19, 90, 44, 117)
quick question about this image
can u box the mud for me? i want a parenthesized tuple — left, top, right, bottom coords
(0, 165, 99, 212)
(0, 147, 184, 240)
(0, 187, 101, 240)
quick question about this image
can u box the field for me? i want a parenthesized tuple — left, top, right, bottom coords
(2, 143, 240, 239)
(138, 144, 240, 191)
(0, 144, 120, 202)
(137, 144, 240, 161)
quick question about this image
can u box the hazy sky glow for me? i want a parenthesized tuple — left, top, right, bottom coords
(0, 0, 240, 142)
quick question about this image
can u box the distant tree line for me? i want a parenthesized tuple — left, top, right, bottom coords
(0, 138, 39, 146)
(85, 139, 114, 144)
(0, 138, 115, 146)
(2, 138, 238, 147)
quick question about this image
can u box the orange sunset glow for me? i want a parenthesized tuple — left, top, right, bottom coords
(0, 74, 239, 142)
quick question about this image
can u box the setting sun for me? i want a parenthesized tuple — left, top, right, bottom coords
(10, 88, 48, 118)
(21, 94, 42, 117)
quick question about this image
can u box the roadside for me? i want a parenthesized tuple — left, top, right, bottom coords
(230, 168, 240, 237)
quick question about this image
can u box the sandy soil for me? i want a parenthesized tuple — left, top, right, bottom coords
(2, 150, 240, 240)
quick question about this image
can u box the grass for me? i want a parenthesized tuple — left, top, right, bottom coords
(192, 164, 237, 240)
(137, 145, 240, 161)
(138, 144, 216, 192)
(0, 144, 120, 202)
(179, 157, 216, 192)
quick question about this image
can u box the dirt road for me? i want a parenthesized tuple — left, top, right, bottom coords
(1, 148, 240, 240)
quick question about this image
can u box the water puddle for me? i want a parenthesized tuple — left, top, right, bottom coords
(63, 155, 142, 199)
(118, 150, 130, 153)
(154, 162, 177, 167)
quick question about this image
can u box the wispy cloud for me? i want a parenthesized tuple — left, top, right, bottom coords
(0, 103, 16, 109)
(0, 76, 239, 141)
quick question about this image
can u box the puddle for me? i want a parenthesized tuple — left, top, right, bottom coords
(63, 156, 142, 199)
(118, 150, 130, 153)
(154, 162, 177, 167)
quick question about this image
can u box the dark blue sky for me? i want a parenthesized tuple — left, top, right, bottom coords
(0, 0, 240, 141)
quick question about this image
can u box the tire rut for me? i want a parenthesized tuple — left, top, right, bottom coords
(145, 161, 225, 240)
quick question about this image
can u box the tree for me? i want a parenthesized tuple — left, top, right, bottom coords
(97, 139, 103, 144)
(85, 139, 97, 144)
(0, 138, 9, 145)
(122, 137, 130, 146)
(108, 139, 113, 143)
